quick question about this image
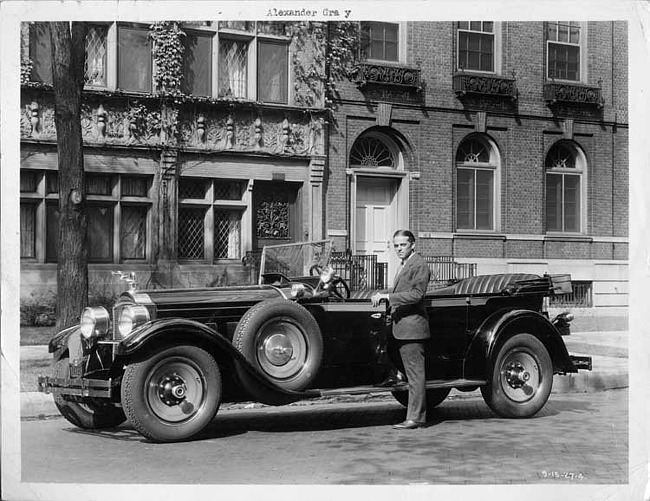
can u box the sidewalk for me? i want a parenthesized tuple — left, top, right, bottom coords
(20, 330, 628, 419)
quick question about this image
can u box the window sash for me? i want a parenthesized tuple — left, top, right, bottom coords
(546, 173, 581, 232)
(361, 22, 399, 61)
(20, 204, 37, 258)
(178, 207, 206, 260)
(458, 30, 494, 72)
(184, 31, 213, 97)
(88, 204, 114, 262)
(218, 39, 249, 99)
(30, 23, 53, 84)
(214, 209, 242, 259)
(457, 168, 494, 230)
(121, 205, 147, 260)
(548, 42, 580, 81)
(117, 25, 152, 93)
(85, 25, 108, 87)
(257, 41, 288, 104)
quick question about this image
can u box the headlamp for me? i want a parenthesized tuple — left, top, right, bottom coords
(79, 307, 110, 339)
(117, 305, 151, 338)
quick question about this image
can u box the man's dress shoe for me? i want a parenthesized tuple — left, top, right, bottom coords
(375, 371, 407, 387)
(392, 420, 425, 430)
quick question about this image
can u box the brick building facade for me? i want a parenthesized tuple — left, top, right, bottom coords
(327, 21, 628, 309)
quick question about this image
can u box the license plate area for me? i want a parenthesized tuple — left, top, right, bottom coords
(69, 363, 83, 378)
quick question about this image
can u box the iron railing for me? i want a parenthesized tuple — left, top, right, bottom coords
(243, 250, 477, 292)
(550, 280, 592, 308)
(423, 256, 477, 290)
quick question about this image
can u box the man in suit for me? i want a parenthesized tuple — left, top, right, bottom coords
(372, 230, 431, 429)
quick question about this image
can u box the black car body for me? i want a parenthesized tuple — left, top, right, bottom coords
(38, 240, 591, 442)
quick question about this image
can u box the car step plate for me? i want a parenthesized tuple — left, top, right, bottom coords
(318, 378, 486, 397)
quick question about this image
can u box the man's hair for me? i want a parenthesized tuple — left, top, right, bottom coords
(393, 229, 415, 244)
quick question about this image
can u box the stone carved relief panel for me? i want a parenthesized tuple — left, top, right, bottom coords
(20, 89, 323, 156)
(178, 106, 324, 156)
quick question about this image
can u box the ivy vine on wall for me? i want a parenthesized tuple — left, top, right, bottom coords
(290, 22, 360, 109)
(149, 21, 186, 97)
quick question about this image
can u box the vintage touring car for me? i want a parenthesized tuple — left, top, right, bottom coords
(38, 240, 591, 442)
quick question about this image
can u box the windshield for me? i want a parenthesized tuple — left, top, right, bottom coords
(259, 240, 333, 283)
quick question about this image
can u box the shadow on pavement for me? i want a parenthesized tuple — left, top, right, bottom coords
(60, 395, 598, 443)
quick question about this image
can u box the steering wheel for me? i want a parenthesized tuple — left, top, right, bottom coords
(309, 264, 322, 276)
(330, 277, 351, 299)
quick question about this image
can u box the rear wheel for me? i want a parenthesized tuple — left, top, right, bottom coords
(52, 358, 126, 429)
(391, 388, 451, 411)
(121, 345, 221, 442)
(480, 333, 553, 418)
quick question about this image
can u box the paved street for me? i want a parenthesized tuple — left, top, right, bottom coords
(22, 388, 628, 485)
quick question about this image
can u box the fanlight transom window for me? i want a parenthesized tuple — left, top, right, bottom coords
(350, 136, 396, 168)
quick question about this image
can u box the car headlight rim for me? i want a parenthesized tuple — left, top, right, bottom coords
(117, 305, 150, 338)
(80, 307, 110, 339)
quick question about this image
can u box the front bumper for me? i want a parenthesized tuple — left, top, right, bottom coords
(38, 376, 115, 398)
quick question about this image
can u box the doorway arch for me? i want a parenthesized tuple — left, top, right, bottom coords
(348, 128, 410, 283)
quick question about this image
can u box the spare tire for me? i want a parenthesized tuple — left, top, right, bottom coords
(233, 299, 323, 396)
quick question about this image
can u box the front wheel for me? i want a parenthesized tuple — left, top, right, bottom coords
(480, 333, 553, 418)
(121, 345, 221, 442)
(52, 358, 127, 429)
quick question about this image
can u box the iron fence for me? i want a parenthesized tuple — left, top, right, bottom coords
(550, 280, 592, 308)
(423, 256, 477, 290)
(243, 250, 477, 292)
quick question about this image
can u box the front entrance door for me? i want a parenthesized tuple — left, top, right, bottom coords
(355, 177, 399, 280)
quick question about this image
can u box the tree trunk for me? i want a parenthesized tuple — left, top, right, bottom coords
(50, 22, 89, 332)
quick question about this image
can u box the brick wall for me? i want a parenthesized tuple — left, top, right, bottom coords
(328, 21, 627, 269)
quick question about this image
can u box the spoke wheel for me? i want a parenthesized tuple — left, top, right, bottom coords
(481, 333, 553, 418)
(52, 358, 126, 429)
(121, 345, 221, 442)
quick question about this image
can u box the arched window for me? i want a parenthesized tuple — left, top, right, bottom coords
(350, 132, 401, 169)
(545, 141, 586, 233)
(456, 135, 499, 230)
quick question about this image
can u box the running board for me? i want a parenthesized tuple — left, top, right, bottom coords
(318, 378, 486, 397)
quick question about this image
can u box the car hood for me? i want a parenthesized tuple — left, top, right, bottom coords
(122, 285, 285, 322)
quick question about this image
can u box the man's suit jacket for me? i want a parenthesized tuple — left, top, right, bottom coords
(388, 252, 431, 340)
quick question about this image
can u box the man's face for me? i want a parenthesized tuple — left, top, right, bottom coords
(393, 235, 415, 262)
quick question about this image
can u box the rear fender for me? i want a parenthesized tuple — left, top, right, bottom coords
(463, 309, 575, 380)
(117, 318, 313, 403)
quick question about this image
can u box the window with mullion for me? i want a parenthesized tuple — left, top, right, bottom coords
(361, 22, 399, 62)
(545, 173, 581, 233)
(457, 168, 494, 230)
(457, 22, 495, 72)
(547, 21, 581, 81)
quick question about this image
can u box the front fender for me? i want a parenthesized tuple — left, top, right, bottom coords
(48, 325, 79, 356)
(463, 309, 575, 380)
(117, 318, 318, 404)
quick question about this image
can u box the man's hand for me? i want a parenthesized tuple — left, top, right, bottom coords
(371, 292, 389, 307)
